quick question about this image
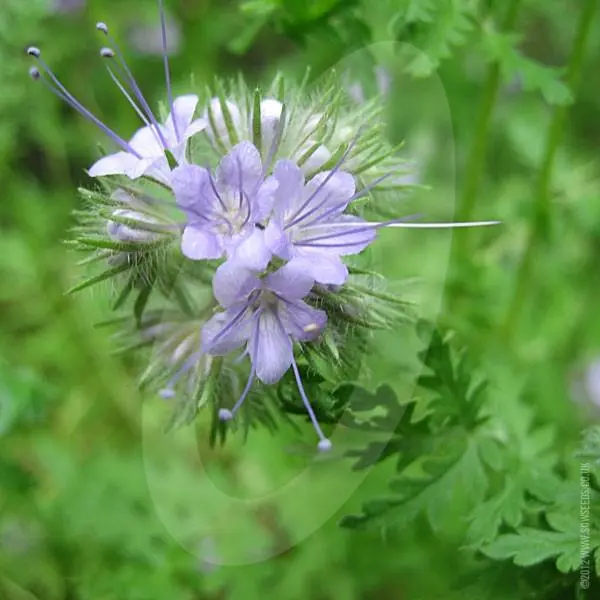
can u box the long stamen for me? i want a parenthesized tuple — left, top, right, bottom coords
(293, 218, 500, 248)
(296, 174, 400, 230)
(101, 49, 153, 129)
(96, 22, 169, 149)
(207, 168, 229, 213)
(284, 132, 362, 230)
(205, 298, 256, 351)
(269, 312, 331, 450)
(27, 50, 141, 157)
(218, 367, 255, 421)
(159, 349, 203, 398)
(291, 355, 332, 451)
(157, 0, 179, 141)
(305, 220, 501, 230)
(235, 155, 253, 227)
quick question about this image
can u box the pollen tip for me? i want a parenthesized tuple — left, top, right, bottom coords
(218, 408, 234, 421)
(29, 66, 41, 80)
(318, 438, 333, 452)
(27, 46, 41, 57)
(96, 22, 109, 34)
(100, 47, 115, 58)
(159, 388, 176, 399)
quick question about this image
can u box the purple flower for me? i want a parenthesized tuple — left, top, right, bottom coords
(89, 94, 204, 183)
(201, 261, 331, 450)
(27, 1, 205, 185)
(171, 142, 277, 269)
(264, 160, 376, 285)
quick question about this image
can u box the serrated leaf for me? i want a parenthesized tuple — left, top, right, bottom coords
(481, 30, 573, 106)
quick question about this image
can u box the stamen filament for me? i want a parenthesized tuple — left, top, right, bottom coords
(291, 355, 332, 451)
(157, 0, 179, 141)
(159, 349, 203, 398)
(305, 220, 501, 229)
(219, 367, 256, 421)
(27, 50, 141, 157)
(284, 132, 363, 229)
(96, 23, 169, 149)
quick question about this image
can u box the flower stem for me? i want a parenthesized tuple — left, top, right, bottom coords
(454, 0, 522, 241)
(503, 0, 598, 337)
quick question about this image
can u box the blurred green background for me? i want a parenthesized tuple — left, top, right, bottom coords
(1, 0, 600, 598)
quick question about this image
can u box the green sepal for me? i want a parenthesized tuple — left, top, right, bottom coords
(252, 88, 262, 154)
(164, 149, 179, 170)
(66, 261, 131, 295)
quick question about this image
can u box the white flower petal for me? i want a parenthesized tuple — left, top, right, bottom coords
(204, 97, 242, 145)
(128, 125, 164, 157)
(165, 94, 199, 141)
(300, 143, 331, 174)
(88, 152, 138, 178)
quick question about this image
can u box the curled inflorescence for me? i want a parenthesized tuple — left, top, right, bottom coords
(28, 1, 497, 450)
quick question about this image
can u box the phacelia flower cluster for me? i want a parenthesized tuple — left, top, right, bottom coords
(28, 0, 497, 450)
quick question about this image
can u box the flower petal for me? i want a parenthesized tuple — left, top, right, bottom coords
(264, 221, 293, 260)
(213, 261, 260, 307)
(265, 261, 315, 300)
(171, 164, 209, 212)
(279, 299, 327, 341)
(271, 160, 305, 218)
(251, 310, 293, 384)
(299, 215, 376, 256)
(165, 94, 199, 141)
(88, 152, 139, 178)
(128, 125, 164, 157)
(204, 97, 242, 145)
(216, 141, 263, 196)
(300, 143, 331, 174)
(202, 307, 253, 355)
(253, 176, 279, 222)
(229, 228, 272, 271)
(128, 156, 171, 183)
(184, 117, 207, 140)
(259, 98, 283, 154)
(181, 226, 223, 260)
(290, 254, 348, 285)
(296, 170, 356, 225)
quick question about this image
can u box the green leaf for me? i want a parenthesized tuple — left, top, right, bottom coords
(481, 30, 573, 106)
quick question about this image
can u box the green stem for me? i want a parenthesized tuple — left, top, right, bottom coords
(503, 0, 598, 336)
(455, 0, 522, 232)
(445, 0, 522, 314)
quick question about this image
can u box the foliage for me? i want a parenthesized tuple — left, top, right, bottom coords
(1, 0, 600, 599)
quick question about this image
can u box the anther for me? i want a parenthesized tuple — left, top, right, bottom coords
(27, 46, 41, 57)
(96, 22, 109, 34)
(29, 67, 41, 80)
(100, 47, 115, 59)
(159, 388, 176, 399)
(303, 323, 320, 333)
(318, 439, 333, 452)
(218, 409, 234, 421)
